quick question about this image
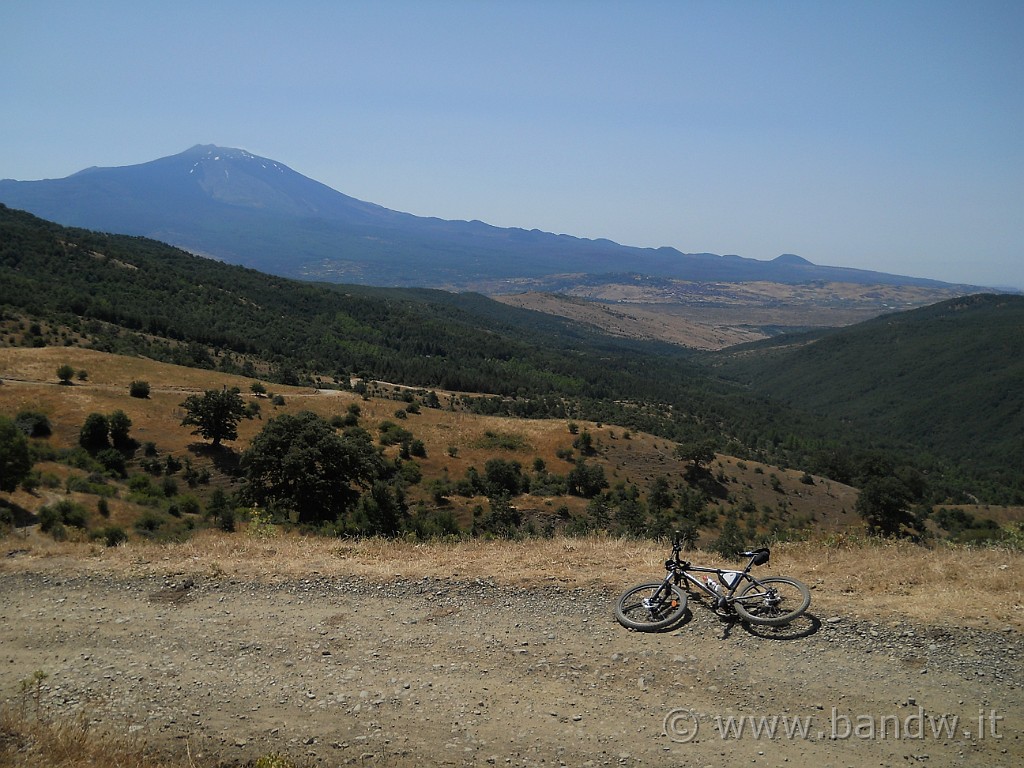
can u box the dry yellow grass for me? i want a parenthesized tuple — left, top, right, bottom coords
(1, 346, 868, 536)
(0, 707, 174, 768)
(4, 530, 1021, 631)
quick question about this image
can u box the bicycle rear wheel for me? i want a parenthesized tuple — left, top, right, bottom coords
(732, 576, 810, 626)
(615, 582, 688, 632)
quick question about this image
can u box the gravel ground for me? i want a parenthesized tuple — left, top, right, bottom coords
(1, 572, 1021, 767)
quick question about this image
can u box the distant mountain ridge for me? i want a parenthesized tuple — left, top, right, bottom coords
(0, 144, 974, 290)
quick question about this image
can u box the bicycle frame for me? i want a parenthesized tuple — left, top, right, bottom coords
(649, 538, 772, 612)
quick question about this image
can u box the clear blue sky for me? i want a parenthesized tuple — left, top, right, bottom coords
(3, 1, 1022, 288)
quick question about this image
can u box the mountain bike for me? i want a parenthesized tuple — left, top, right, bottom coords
(614, 533, 810, 631)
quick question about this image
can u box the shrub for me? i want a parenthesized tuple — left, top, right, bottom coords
(38, 499, 89, 536)
(96, 448, 127, 477)
(15, 411, 51, 437)
(56, 364, 75, 384)
(129, 380, 151, 398)
(134, 510, 167, 534)
(218, 507, 237, 532)
(378, 421, 413, 446)
(92, 525, 128, 547)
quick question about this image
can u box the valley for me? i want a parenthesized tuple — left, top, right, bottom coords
(493, 280, 971, 349)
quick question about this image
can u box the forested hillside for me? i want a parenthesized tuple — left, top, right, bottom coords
(0, 203, 828, 449)
(707, 294, 1024, 503)
(1, 204, 1019, 505)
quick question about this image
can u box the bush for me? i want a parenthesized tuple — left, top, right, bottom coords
(38, 499, 89, 536)
(56, 364, 75, 384)
(129, 380, 151, 398)
(15, 410, 51, 437)
(96, 448, 128, 477)
(217, 507, 237, 532)
(92, 525, 128, 547)
(134, 510, 167, 534)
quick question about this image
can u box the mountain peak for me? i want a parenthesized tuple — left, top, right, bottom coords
(773, 253, 814, 266)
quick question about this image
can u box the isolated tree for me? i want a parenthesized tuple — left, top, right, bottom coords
(180, 387, 247, 447)
(675, 439, 717, 476)
(241, 411, 385, 525)
(129, 380, 151, 399)
(573, 429, 596, 456)
(56, 364, 75, 384)
(0, 417, 33, 492)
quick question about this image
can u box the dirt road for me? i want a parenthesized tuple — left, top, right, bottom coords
(1, 571, 1020, 767)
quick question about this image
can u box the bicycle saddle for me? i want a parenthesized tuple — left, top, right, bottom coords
(739, 548, 770, 565)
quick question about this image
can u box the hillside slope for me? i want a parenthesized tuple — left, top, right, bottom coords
(2, 205, 1021, 504)
(707, 294, 1024, 500)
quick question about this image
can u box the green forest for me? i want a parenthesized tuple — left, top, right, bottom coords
(2, 203, 1021, 508)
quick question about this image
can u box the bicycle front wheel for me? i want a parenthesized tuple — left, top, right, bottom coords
(732, 576, 810, 626)
(615, 582, 688, 632)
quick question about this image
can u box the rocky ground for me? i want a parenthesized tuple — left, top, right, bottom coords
(1, 570, 1020, 767)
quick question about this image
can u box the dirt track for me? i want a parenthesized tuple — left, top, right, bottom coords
(1, 570, 1020, 767)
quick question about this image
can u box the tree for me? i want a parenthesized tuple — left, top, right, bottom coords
(855, 477, 920, 537)
(129, 380, 150, 398)
(675, 439, 717, 479)
(241, 411, 386, 525)
(0, 417, 33, 492)
(567, 460, 608, 498)
(353, 481, 407, 536)
(484, 458, 525, 497)
(14, 410, 51, 437)
(648, 476, 674, 512)
(56, 364, 75, 384)
(712, 510, 746, 559)
(180, 387, 247, 446)
(108, 409, 132, 448)
(79, 413, 110, 450)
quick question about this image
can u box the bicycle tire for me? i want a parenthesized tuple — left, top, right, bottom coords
(615, 582, 688, 632)
(732, 576, 810, 626)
